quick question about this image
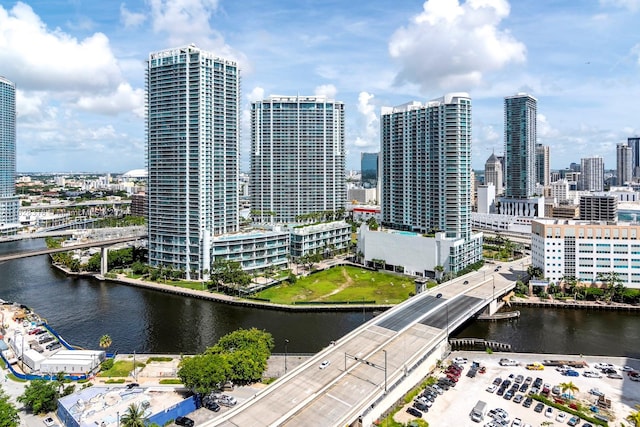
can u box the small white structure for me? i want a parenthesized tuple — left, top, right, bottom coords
(40, 350, 105, 375)
(22, 349, 46, 371)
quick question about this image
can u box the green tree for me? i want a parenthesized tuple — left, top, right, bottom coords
(559, 381, 579, 398)
(0, 390, 19, 427)
(120, 403, 148, 427)
(177, 353, 231, 393)
(99, 334, 112, 351)
(627, 404, 640, 427)
(18, 379, 58, 414)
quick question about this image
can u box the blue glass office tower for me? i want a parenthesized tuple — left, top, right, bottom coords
(504, 93, 537, 199)
(361, 152, 378, 188)
(146, 45, 240, 280)
(0, 76, 19, 234)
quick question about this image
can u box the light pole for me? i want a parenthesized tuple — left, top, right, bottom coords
(446, 303, 449, 337)
(382, 349, 387, 392)
(284, 339, 289, 374)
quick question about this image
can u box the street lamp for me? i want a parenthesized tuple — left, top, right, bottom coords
(382, 349, 387, 392)
(284, 339, 289, 374)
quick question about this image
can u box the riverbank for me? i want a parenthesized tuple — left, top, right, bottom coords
(511, 295, 640, 311)
(49, 262, 395, 313)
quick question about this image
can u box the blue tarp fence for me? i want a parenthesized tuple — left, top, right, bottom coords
(147, 395, 198, 426)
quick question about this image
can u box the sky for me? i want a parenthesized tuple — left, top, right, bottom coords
(1, 0, 640, 173)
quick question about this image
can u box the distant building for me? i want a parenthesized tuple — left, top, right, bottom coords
(531, 219, 640, 288)
(250, 95, 346, 223)
(361, 152, 379, 189)
(628, 137, 640, 179)
(0, 76, 19, 235)
(347, 187, 377, 204)
(484, 153, 503, 196)
(477, 184, 496, 214)
(146, 45, 240, 280)
(579, 195, 617, 222)
(504, 93, 537, 199)
(535, 144, 550, 186)
(130, 192, 147, 218)
(617, 143, 633, 185)
(579, 156, 604, 191)
(550, 204, 578, 219)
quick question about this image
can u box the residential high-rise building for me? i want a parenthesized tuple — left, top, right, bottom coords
(146, 45, 240, 280)
(504, 93, 537, 198)
(535, 143, 550, 186)
(484, 152, 503, 195)
(617, 143, 633, 185)
(381, 94, 472, 240)
(627, 137, 640, 179)
(579, 156, 604, 191)
(361, 152, 379, 188)
(0, 76, 19, 235)
(250, 95, 345, 223)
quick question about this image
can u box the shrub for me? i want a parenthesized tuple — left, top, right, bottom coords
(101, 359, 115, 371)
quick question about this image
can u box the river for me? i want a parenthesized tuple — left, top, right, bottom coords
(1, 238, 639, 357)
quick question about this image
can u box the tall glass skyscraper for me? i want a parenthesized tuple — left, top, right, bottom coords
(381, 94, 472, 240)
(250, 95, 345, 223)
(361, 152, 379, 188)
(504, 93, 537, 198)
(0, 76, 19, 234)
(146, 45, 240, 280)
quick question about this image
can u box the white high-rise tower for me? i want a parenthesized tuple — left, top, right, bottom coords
(0, 76, 19, 235)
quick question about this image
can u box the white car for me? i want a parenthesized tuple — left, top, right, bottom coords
(583, 370, 602, 378)
(486, 384, 497, 393)
(319, 360, 330, 369)
(43, 418, 56, 427)
(622, 365, 634, 372)
(545, 407, 553, 418)
(511, 418, 522, 427)
(499, 358, 518, 366)
(556, 412, 567, 422)
(453, 357, 468, 364)
(594, 363, 614, 370)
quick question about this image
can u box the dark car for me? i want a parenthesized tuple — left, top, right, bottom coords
(175, 416, 195, 427)
(493, 377, 502, 386)
(523, 396, 533, 408)
(436, 293, 443, 298)
(534, 402, 545, 413)
(126, 383, 140, 389)
(406, 407, 422, 418)
(496, 387, 505, 396)
(463, 280, 469, 284)
(503, 390, 514, 400)
(413, 401, 429, 412)
(204, 400, 221, 412)
(519, 383, 528, 392)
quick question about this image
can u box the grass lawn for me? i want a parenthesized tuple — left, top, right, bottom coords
(254, 266, 418, 304)
(98, 360, 145, 377)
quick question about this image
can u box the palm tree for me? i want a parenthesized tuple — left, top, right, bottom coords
(559, 381, 579, 398)
(99, 334, 112, 351)
(120, 403, 148, 427)
(626, 404, 640, 427)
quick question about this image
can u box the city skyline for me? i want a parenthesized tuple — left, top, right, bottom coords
(1, 1, 640, 172)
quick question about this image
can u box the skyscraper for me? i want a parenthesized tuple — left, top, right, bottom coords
(361, 152, 379, 188)
(504, 93, 537, 198)
(0, 76, 19, 235)
(627, 137, 640, 178)
(535, 143, 550, 186)
(381, 94, 471, 240)
(146, 45, 240, 280)
(484, 152, 503, 195)
(580, 156, 604, 191)
(617, 143, 633, 185)
(250, 95, 345, 223)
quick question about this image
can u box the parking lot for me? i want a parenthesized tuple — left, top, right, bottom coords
(395, 351, 640, 426)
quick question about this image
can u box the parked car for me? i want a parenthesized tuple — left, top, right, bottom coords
(621, 365, 634, 372)
(567, 416, 580, 426)
(453, 357, 468, 364)
(493, 377, 503, 386)
(534, 402, 544, 413)
(513, 394, 524, 404)
(522, 396, 533, 408)
(526, 363, 544, 370)
(406, 407, 422, 418)
(608, 372, 624, 379)
(514, 374, 524, 384)
(518, 383, 528, 393)
(564, 370, 580, 377)
(583, 370, 602, 378)
(486, 384, 498, 393)
(556, 412, 567, 422)
(126, 383, 140, 389)
(43, 418, 56, 427)
(545, 407, 553, 418)
(589, 388, 605, 396)
(175, 417, 194, 427)
(594, 363, 614, 370)
(499, 358, 518, 366)
(319, 360, 330, 369)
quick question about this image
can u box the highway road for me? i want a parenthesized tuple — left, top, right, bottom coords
(211, 259, 527, 427)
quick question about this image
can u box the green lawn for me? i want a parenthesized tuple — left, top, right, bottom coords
(254, 266, 419, 304)
(98, 360, 145, 377)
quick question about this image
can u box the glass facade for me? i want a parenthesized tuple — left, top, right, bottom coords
(361, 152, 378, 188)
(250, 96, 346, 223)
(146, 46, 240, 279)
(0, 76, 19, 233)
(504, 94, 537, 199)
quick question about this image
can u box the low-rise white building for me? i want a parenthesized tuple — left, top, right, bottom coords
(531, 219, 640, 288)
(212, 228, 290, 274)
(357, 225, 483, 275)
(290, 221, 351, 258)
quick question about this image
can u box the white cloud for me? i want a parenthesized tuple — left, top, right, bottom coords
(356, 91, 378, 145)
(0, 3, 123, 92)
(314, 84, 338, 99)
(247, 86, 265, 103)
(388, 0, 526, 91)
(537, 113, 560, 140)
(75, 83, 145, 117)
(120, 3, 147, 29)
(600, 0, 640, 11)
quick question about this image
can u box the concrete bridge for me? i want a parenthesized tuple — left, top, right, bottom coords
(0, 232, 146, 276)
(207, 259, 527, 427)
